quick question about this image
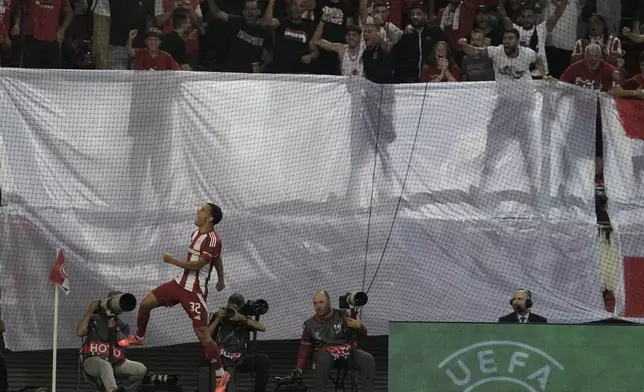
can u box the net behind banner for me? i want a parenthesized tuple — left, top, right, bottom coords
(0, 70, 618, 352)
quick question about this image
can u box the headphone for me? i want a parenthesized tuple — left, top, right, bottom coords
(510, 289, 533, 309)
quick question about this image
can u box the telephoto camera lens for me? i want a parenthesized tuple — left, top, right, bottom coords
(143, 373, 179, 385)
(225, 307, 237, 318)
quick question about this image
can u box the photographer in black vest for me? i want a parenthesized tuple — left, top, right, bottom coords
(292, 290, 375, 392)
(208, 293, 270, 392)
(76, 292, 146, 392)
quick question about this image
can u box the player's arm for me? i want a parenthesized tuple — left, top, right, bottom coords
(213, 255, 224, 285)
(163, 253, 210, 270)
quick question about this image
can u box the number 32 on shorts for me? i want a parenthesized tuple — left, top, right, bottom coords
(190, 301, 202, 320)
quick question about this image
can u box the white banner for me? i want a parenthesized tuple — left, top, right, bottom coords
(0, 70, 607, 351)
(600, 96, 644, 322)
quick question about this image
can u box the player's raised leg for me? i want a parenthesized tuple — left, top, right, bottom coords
(119, 282, 176, 347)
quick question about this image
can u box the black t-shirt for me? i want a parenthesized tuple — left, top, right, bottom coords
(224, 16, 273, 72)
(485, 24, 504, 47)
(108, 0, 155, 47)
(363, 43, 394, 84)
(267, 18, 315, 74)
(314, 0, 354, 44)
(160, 31, 188, 66)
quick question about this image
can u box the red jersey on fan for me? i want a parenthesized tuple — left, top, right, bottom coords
(133, 48, 180, 70)
(622, 75, 644, 91)
(560, 59, 616, 92)
(24, 0, 72, 42)
(175, 230, 222, 298)
(0, 0, 17, 39)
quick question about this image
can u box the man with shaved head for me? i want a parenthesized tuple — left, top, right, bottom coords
(561, 43, 618, 188)
(561, 43, 617, 91)
(499, 289, 547, 323)
(292, 290, 375, 392)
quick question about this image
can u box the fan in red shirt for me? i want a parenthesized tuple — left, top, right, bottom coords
(560, 43, 616, 92)
(437, 0, 494, 64)
(421, 40, 460, 82)
(126, 28, 180, 70)
(119, 203, 230, 392)
(155, 0, 202, 67)
(561, 43, 618, 188)
(21, 0, 74, 68)
(0, 0, 18, 61)
(611, 50, 644, 100)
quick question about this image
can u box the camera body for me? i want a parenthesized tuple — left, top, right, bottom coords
(338, 292, 368, 310)
(226, 299, 269, 318)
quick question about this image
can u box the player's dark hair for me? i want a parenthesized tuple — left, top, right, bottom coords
(207, 203, 223, 225)
(504, 28, 520, 40)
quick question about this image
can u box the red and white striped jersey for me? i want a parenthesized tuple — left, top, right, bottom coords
(572, 35, 622, 59)
(174, 230, 222, 298)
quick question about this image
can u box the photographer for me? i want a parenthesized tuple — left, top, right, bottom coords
(1, 317, 7, 392)
(76, 292, 146, 392)
(293, 290, 375, 392)
(208, 294, 270, 392)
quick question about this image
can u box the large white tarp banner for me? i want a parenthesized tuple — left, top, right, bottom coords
(0, 70, 608, 351)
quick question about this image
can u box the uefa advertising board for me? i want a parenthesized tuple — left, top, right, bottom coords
(389, 322, 644, 392)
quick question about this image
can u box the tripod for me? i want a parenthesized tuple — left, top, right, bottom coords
(344, 308, 360, 392)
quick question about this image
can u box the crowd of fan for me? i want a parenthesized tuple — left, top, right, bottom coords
(0, 0, 640, 78)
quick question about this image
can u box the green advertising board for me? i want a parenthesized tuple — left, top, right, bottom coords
(389, 322, 644, 392)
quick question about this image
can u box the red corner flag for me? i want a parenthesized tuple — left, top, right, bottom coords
(49, 249, 70, 295)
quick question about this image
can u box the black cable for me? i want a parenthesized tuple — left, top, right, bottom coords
(365, 82, 430, 294)
(362, 84, 386, 292)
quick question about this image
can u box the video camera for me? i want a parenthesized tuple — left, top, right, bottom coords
(225, 299, 269, 318)
(338, 292, 368, 310)
(94, 293, 137, 316)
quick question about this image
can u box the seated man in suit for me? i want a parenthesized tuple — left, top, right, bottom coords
(499, 289, 547, 324)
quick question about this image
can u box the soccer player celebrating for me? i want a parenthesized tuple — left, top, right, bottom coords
(119, 202, 229, 391)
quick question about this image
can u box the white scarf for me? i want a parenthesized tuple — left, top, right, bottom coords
(440, 2, 461, 31)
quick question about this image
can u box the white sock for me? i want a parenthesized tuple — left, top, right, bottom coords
(136, 335, 144, 340)
(215, 368, 225, 378)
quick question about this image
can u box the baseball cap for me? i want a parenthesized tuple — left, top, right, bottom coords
(144, 28, 162, 39)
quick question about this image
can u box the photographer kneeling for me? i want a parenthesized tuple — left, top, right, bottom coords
(76, 292, 146, 392)
(293, 290, 375, 392)
(208, 294, 270, 392)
